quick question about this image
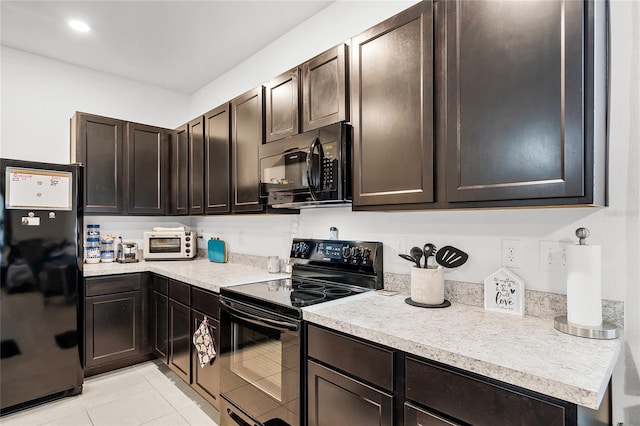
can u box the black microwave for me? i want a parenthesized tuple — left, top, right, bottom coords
(259, 123, 351, 208)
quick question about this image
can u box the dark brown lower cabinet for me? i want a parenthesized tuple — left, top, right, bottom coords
(307, 324, 610, 426)
(168, 298, 191, 383)
(84, 274, 151, 375)
(307, 360, 393, 426)
(307, 324, 395, 426)
(151, 274, 168, 362)
(191, 310, 220, 409)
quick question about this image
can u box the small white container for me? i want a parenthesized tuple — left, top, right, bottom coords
(267, 256, 281, 273)
(85, 237, 101, 264)
(410, 266, 444, 305)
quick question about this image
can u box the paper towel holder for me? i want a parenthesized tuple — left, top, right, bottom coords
(553, 227, 618, 340)
(576, 227, 590, 245)
(553, 316, 618, 339)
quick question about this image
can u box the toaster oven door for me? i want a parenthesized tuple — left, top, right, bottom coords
(147, 236, 181, 254)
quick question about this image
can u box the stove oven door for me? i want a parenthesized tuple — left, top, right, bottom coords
(220, 298, 302, 426)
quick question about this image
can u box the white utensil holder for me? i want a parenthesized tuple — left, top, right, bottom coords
(411, 266, 444, 305)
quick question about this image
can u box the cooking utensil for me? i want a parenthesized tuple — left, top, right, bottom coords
(435, 245, 468, 268)
(423, 243, 437, 268)
(410, 246, 424, 268)
(399, 253, 420, 268)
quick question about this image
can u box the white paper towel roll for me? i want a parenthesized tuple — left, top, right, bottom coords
(566, 244, 602, 326)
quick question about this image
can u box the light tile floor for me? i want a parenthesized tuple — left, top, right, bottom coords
(1, 360, 220, 426)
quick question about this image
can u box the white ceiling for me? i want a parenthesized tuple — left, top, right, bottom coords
(1, 1, 334, 94)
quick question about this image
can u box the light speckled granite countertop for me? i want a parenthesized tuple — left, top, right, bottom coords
(83, 257, 289, 293)
(303, 292, 621, 410)
(84, 259, 620, 410)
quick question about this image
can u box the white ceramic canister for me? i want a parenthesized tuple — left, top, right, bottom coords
(410, 266, 445, 305)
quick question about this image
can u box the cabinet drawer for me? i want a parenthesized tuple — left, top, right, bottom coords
(85, 274, 140, 297)
(169, 279, 190, 305)
(405, 357, 568, 426)
(191, 287, 220, 319)
(307, 324, 394, 391)
(152, 274, 168, 295)
(404, 402, 459, 426)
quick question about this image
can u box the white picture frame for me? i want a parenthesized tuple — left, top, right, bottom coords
(484, 267, 525, 316)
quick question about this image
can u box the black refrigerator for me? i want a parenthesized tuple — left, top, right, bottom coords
(0, 158, 84, 414)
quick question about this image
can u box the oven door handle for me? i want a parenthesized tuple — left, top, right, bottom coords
(221, 299, 299, 332)
(226, 407, 258, 426)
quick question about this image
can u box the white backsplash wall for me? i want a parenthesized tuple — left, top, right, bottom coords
(297, 206, 630, 302)
(85, 216, 192, 248)
(191, 215, 299, 259)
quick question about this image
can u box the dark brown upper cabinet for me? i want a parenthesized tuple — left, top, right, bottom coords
(71, 113, 124, 214)
(265, 44, 349, 143)
(126, 122, 168, 215)
(442, 0, 607, 206)
(169, 124, 189, 215)
(189, 116, 205, 215)
(72, 112, 169, 215)
(351, 2, 434, 207)
(231, 87, 265, 213)
(301, 43, 348, 132)
(265, 68, 299, 143)
(204, 103, 231, 214)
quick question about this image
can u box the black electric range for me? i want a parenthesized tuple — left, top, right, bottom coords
(220, 238, 384, 319)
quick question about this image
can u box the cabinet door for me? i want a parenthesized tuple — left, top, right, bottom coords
(302, 44, 348, 132)
(72, 113, 124, 214)
(126, 122, 168, 215)
(307, 360, 393, 426)
(351, 2, 434, 207)
(204, 104, 231, 214)
(444, 0, 585, 202)
(265, 67, 299, 142)
(189, 116, 205, 215)
(168, 299, 191, 383)
(231, 87, 265, 212)
(191, 310, 220, 409)
(170, 124, 189, 215)
(85, 291, 142, 368)
(152, 291, 168, 362)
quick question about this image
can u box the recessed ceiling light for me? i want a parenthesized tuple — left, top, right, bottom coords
(68, 20, 90, 32)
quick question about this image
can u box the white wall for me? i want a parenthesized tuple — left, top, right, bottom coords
(189, 1, 419, 117)
(0, 46, 189, 163)
(1, 1, 638, 423)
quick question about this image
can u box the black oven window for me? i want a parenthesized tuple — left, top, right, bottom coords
(149, 237, 181, 253)
(229, 320, 299, 403)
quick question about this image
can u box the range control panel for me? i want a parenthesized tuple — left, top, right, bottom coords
(290, 238, 382, 268)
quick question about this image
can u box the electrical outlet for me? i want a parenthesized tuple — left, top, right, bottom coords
(502, 239, 522, 268)
(539, 241, 568, 272)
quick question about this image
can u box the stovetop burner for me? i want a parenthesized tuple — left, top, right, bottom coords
(220, 238, 384, 319)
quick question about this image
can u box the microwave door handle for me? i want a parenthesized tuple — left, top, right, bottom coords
(221, 299, 299, 332)
(305, 137, 324, 201)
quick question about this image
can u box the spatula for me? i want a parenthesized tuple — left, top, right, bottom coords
(435, 245, 468, 268)
(398, 253, 420, 268)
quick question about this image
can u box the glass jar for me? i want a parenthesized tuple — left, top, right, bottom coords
(85, 237, 101, 264)
(100, 236, 115, 262)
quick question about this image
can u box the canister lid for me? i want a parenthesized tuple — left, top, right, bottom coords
(87, 224, 100, 228)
